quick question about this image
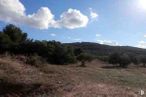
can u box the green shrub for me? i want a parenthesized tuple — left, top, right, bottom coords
(26, 54, 46, 67)
(119, 54, 131, 68)
(130, 56, 140, 65)
(140, 55, 146, 67)
(108, 52, 131, 68)
(77, 53, 94, 67)
(108, 52, 120, 66)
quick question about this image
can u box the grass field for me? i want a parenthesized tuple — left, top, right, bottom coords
(0, 56, 146, 97)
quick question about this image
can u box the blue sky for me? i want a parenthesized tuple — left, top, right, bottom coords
(0, 0, 146, 48)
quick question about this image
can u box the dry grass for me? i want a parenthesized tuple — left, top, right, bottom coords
(0, 56, 146, 97)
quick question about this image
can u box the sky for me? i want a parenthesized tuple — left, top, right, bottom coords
(0, 0, 146, 48)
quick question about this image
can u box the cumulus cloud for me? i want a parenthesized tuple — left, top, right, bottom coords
(0, 0, 89, 29)
(26, 7, 54, 29)
(97, 40, 119, 46)
(0, 0, 25, 23)
(89, 8, 98, 20)
(0, 0, 54, 29)
(137, 41, 146, 48)
(55, 9, 89, 29)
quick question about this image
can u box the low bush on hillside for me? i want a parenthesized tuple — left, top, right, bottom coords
(77, 53, 94, 67)
(26, 54, 46, 67)
(108, 52, 131, 68)
(119, 54, 131, 68)
(108, 52, 146, 68)
(140, 55, 146, 67)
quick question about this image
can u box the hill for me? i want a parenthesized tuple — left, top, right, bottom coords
(65, 42, 146, 56)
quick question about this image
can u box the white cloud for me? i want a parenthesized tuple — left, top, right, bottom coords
(0, 0, 89, 29)
(97, 40, 119, 46)
(55, 9, 89, 29)
(89, 8, 98, 20)
(50, 33, 56, 36)
(144, 35, 146, 38)
(137, 41, 146, 48)
(0, 0, 54, 29)
(96, 34, 101, 37)
(26, 7, 54, 29)
(0, 0, 25, 23)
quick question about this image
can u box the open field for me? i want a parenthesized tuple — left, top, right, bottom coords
(0, 57, 146, 97)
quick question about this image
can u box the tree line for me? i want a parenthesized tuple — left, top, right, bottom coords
(1, 24, 146, 68)
(108, 52, 146, 68)
(0, 24, 93, 66)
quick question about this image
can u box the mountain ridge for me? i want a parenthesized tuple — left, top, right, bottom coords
(65, 42, 146, 56)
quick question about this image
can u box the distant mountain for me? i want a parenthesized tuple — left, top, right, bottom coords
(65, 42, 146, 57)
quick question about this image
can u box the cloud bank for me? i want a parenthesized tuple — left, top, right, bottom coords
(97, 40, 119, 46)
(137, 41, 146, 48)
(0, 0, 89, 29)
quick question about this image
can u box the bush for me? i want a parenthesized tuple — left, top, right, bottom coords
(77, 53, 94, 67)
(108, 52, 131, 68)
(26, 54, 46, 67)
(140, 55, 146, 67)
(130, 56, 140, 65)
(47, 42, 77, 65)
(108, 52, 120, 66)
(119, 54, 131, 68)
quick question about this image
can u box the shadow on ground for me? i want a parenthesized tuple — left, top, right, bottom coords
(0, 80, 56, 97)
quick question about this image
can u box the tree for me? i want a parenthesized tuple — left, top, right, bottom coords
(77, 53, 93, 67)
(108, 53, 131, 68)
(3, 24, 27, 44)
(131, 56, 140, 66)
(74, 48, 83, 56)
(52, 43, 76, 64)
(140, 56, 146, 67)
(119, 54, 131, 68)
(0, 32, 12, 53)
(108, 52, 120, 66)
(64, 46, 77, 63)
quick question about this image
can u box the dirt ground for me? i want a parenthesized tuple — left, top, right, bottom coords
(0, 57, 146, 97)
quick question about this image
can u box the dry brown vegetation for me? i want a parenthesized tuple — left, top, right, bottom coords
(0, 56, 146, 97)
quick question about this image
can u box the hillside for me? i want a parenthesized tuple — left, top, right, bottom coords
(65, 42, 146, 56)
(0, 56, 146, 97)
